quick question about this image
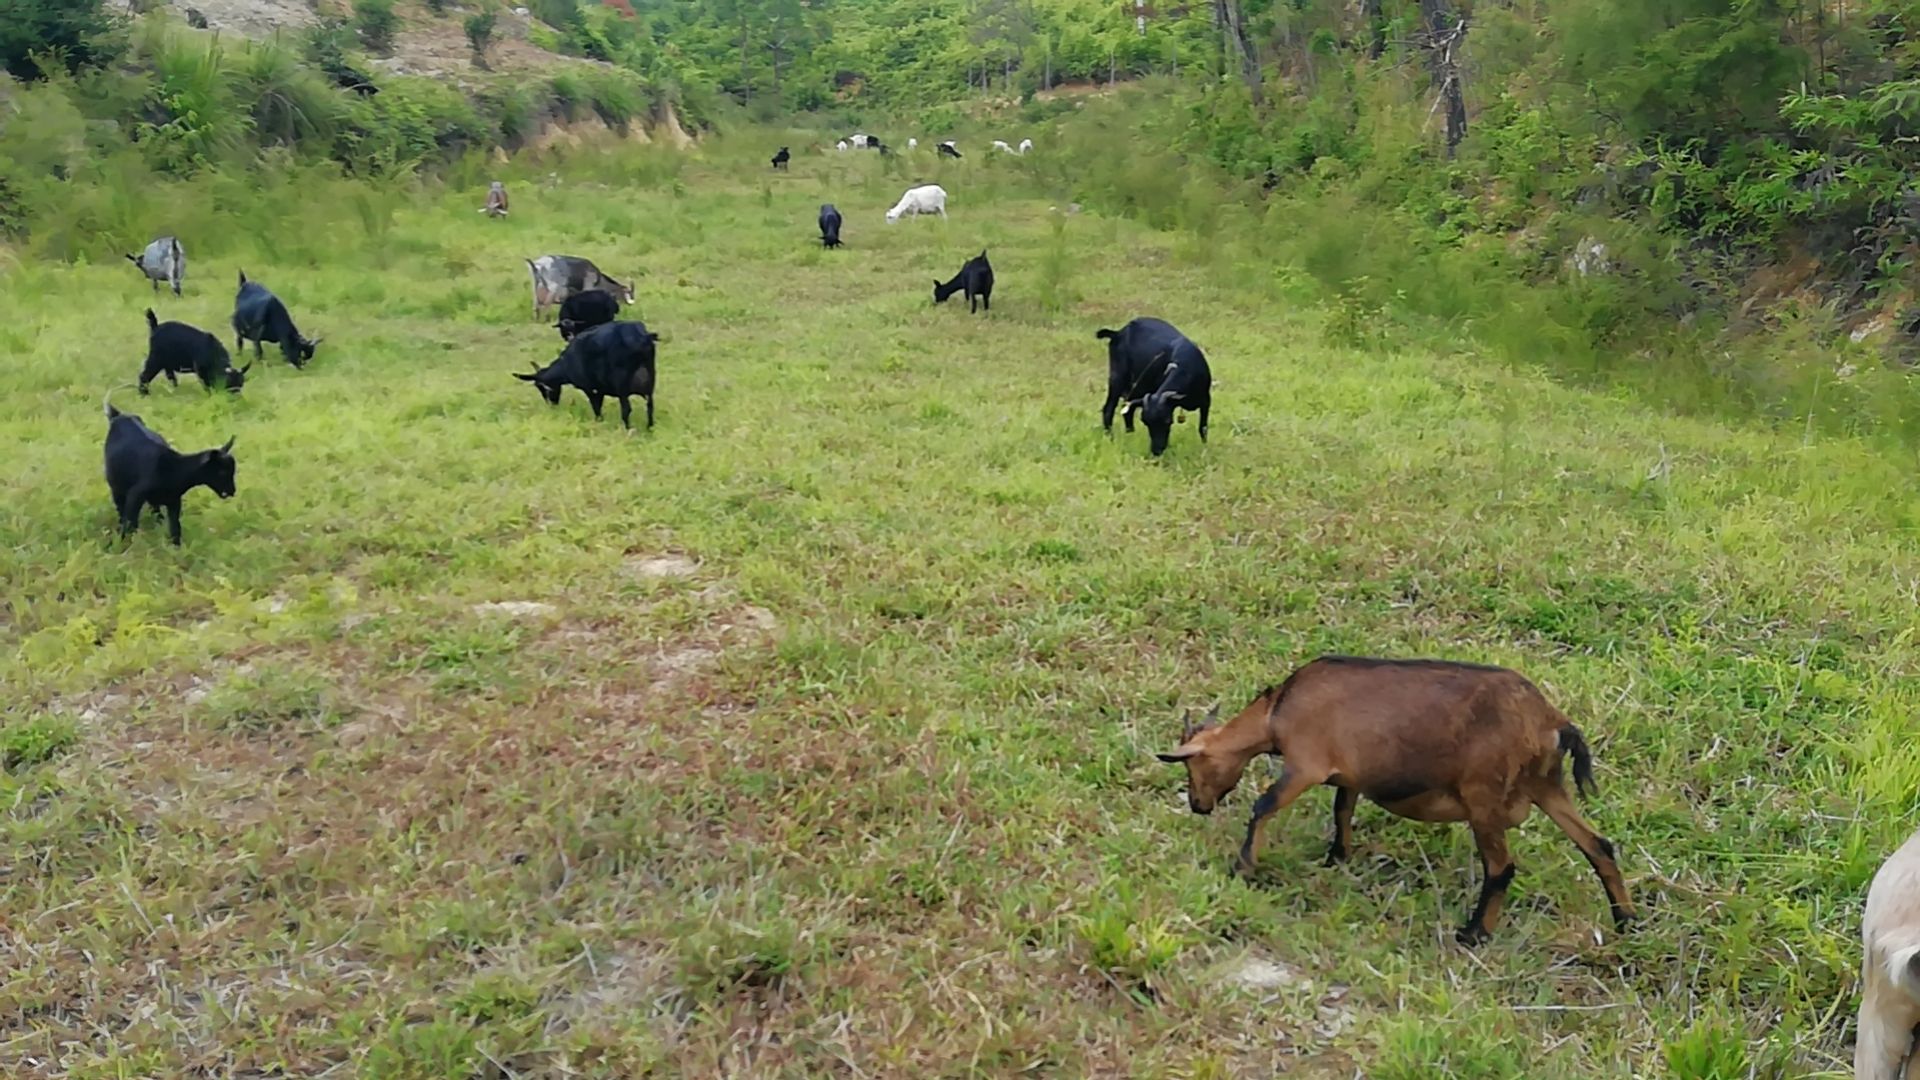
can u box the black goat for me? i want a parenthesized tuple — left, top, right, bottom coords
(1095, 317, 1213, 456)
(937, 141, 962, 159)
(819, 204, 843, 248)
(103, 388, 236, 546)
(772, 146, 791, 170)
(514, 321, 659, 430)
(557, 289, 622, 341)
(233, 271, 320, 369)
(933, 250, 993, 313)
(140, 309, 251, 394)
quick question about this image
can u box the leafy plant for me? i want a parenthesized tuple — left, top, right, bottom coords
(464, 8, 496, 62)
(352, 0, 398, 55)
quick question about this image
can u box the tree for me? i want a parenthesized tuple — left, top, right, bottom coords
(0, 0, 121, 79)
(1212, 0, 1263, 106)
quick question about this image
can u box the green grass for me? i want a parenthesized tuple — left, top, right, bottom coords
(2, 133, 1916, 1077)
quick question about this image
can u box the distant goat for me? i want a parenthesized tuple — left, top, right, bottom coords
(992, 139, 1014, 153)
(140, 309, 251, 394)
(514, 321, 659, 430)
(1858, 827, 1920, 1079)
(232, 271, 320, 369)
(772, 146, 791, 170)
(933, 250, 993, 313)
(556, 289, 621, 341)
(103, 388, 237, 546)
(526, 255, 634, 322)
(836, 140, 850, 152)
(1018, 138, 1033, 154)
(819, 204, 844, 248)
(1158, 657, 1636, 945)
(481, 181, 509, 217)
(127, 237, 186, 296)
(907, 137, 919, 150)
(1095, 316, 1211, 456)
(937, 140, 961, 159)
(885, 184, 948, 223)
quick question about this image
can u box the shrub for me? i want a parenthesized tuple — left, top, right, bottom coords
(425, 0, 449, 12)
(353, 0, 398, 54)
(464, 9, 496, 61)
(0, 0, 123, 79)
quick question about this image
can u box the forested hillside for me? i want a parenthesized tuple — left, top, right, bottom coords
(7, 0, 1920, 439)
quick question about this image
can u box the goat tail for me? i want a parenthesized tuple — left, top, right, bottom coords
(145, 308, 158, 330)
(1558, 723, 1598, 799)
(103, 383, 134, 419)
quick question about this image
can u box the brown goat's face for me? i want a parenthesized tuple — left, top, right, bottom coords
(1156, 705, 1242, 814)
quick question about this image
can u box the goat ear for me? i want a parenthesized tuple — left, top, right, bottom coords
(217, 437, 235, 455)
(1179, 707, 1198, 742)
(1156, 746, 1200, 763)
(1204, 702, 1221, 724)
(238, 361, 254, 375)
(513, 372, 538, 381)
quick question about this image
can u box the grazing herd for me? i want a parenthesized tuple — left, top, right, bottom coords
(92, 143, 1919, 1076)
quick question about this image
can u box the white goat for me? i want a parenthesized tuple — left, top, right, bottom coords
(1859, 826, 1920, 1079)
(1018, 138, 1034, 154)
(992, 139, 1014, 153)
(836, 140, 849, 151)
(908, 137, 919, 150)
(885, 184, 948, 223)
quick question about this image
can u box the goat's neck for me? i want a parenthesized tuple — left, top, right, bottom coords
(1213, 705, 1279, 768)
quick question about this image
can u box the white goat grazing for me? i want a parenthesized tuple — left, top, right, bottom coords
(992, 139, 1014, 153)
(1018, 138, 1034, 154)
(836, 140, 849, 151)
(1859, 826, 1920, 1079)
(908, 137, 919, 150)
(885, 184, 948, 223)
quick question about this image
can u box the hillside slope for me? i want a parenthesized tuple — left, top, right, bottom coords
(1, 137, 1913, 1077)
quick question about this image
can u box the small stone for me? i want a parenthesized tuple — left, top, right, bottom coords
(472, 601, 557, 618)
(628, 555, 698, 580)
(1222, 955, 1305, 992)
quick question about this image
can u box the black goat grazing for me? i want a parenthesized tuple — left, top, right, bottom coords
(514, 321, 659, 431)
(1096, 316, 1213, 456)
(937, 140, 962, 159)
(772, 146, 791, 170)
(556, 289, 622, 341)
(103, 388, 236, 546)
(232, 271, 320, 369)
(933, 250, 993, 313)
(139, 309, 251, 394)
(819, 204, 844, 248)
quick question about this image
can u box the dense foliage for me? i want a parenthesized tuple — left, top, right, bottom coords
(0, 0, 121, 79)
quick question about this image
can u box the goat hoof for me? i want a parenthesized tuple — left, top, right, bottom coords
(1322, 846, 1348, 867)
(1454, 925, 1490, 947)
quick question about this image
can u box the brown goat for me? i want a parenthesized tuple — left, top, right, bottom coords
(1157, 656, 1635, 944)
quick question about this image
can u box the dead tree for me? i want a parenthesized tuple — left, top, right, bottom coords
(1359, 0, 1384, 59)
(1213, 0, 1264, 106)
(1417, 0, 1467, 156)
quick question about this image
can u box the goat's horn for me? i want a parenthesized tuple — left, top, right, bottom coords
(1204, 702, 1221, 723)
(1180, 708, 1197, 742)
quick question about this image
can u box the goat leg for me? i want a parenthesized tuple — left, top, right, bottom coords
(618, 396, 633, 430)
(117, 487, 147, 537)
(1532, 782, 1635, 930)
(1198, 404, 1210, 443)
(586, 391, 606, 420)
(164, 501, 184, 546)
(1324, 786, 1356, 866)
(1458, 821, 1515, 946)
(1101, 393, 1120, 433)
(1235, 766, 1322, 876)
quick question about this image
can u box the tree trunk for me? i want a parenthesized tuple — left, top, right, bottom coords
(739, 10, 751, 101)
(1213, 0, 1264, 106)
(1419, 0, 1449, 85)
(1360, 0, 1384, 59)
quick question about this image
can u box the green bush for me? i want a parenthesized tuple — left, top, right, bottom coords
(0, 714, 77, 772)
(353, 0, 398, 54)
(0, 0, 122, 79)
(464, 9, 496, 60)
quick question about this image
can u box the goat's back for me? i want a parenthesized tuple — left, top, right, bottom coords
(1273, 657, 1568, 782)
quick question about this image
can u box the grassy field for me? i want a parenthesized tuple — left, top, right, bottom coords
(2, 132, 1918, 1078)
